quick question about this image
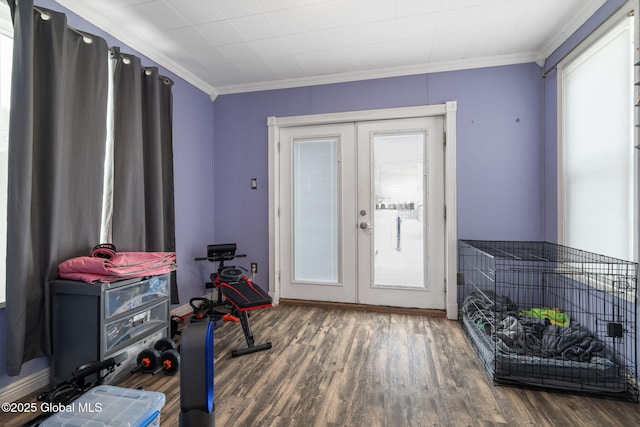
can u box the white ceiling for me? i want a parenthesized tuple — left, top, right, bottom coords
(55, 0, 606, 99)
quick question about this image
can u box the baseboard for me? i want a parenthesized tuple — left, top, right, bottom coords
(0, 368, 49, 404)
(171, 301, 195, 318)
(278, 299, 447, 317)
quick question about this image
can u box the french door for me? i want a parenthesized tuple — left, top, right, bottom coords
(279, 123, 358, 303)
(357, 118, 444, 308)
(278, 117, 445, 310)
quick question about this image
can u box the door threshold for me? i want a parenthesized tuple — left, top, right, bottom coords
(278, 298, 446, 317)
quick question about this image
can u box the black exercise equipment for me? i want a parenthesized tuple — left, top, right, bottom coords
(195, 243, 272, 357)
(171, 314, 184, 339)
(179, 320, 215, 427)
(219, 267, 242, 283)
(24, 352, 127, 426)
(154, 337, 177, 352)
(133, 348, 162, 374)
(195, 242, 246, 298)
(194, 243, 241, 263)
(189, 296, 216, 318)
(159, 349, 180, 376)
(194, 244, 246, 312)
(132, 338, 180, 376)
(215, 275, 273, 357)
(189, 297, 224, 328)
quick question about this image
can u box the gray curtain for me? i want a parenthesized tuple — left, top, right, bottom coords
(112, 57, 178, 303)
(5, 2, 108, 375)
(142, 67, 178, 303)
(159, 76, 178, 304)
(112, 52, 145, 250)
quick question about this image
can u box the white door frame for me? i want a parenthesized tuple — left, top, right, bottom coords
(268, 102, 459, 319)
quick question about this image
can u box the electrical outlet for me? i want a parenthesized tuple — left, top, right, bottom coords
(251, 262, 258, 274)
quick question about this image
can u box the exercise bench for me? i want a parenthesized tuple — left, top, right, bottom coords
(195, 244, 272, 357)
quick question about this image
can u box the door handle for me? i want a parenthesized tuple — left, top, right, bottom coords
(359, 222, 372, 230)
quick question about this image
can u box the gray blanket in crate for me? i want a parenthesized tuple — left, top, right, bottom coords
(462, 291, 610, 363)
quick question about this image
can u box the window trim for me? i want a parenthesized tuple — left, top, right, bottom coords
(0, 2, 11, 307)
(0, 3, 11, 38)
(556, 0, 639, 263)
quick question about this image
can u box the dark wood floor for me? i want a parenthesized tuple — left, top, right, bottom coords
(2, 303, 639, 426)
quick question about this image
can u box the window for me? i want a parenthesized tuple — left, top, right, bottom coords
(559, 8, 636, 261)
(0, 2, 13, 305)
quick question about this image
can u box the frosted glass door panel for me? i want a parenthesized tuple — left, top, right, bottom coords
(293, 138, 339, 282)
(373, 133, 425, 289)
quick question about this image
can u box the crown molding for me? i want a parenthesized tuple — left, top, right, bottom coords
(55, 0, 218, 101)
(215, 51, 544, 95)
(54, 0, 551, 98)
(539, 0, 607, 59)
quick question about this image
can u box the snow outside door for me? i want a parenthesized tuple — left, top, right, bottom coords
(278, 117, 445, 309)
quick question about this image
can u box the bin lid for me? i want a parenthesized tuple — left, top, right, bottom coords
(40, 385, 166, 427)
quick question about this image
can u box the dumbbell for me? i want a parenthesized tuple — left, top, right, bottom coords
(157, 349, 180, 376)
(154, 337, 180, 376)
(132, 338, 180, 376)
(154, 337, 177, 352)
(132, 348, 162, 374)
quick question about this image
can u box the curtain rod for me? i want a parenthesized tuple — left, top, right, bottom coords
(542, 6, 633, 78)
(33, 5, 92, 43)
(32, 5, 173, 85)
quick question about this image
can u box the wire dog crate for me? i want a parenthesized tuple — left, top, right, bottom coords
(457, 240, 638, 402)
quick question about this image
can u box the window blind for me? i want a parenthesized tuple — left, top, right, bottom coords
(560, 15, 635, 261)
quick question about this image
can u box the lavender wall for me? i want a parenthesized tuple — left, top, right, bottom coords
(213, 62, 545, 284)
(0, 0, 215, 389)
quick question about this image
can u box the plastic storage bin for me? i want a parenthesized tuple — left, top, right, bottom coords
(41, 385, 166, 427)
(105, 275, 170, 318)
(104, 300, 169, 353)
(50, 275, 170, 385)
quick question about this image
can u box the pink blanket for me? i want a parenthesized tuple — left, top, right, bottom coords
(58, 252, 177, 283)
